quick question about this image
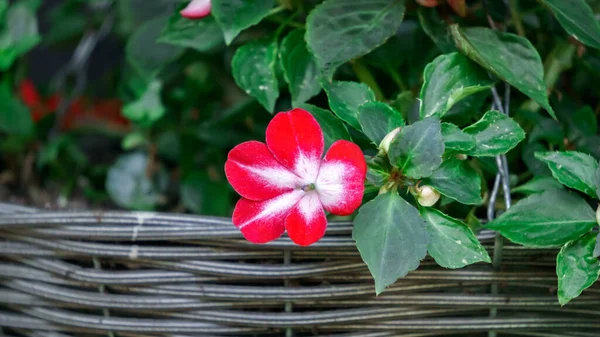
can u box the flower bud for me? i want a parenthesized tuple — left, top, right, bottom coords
(410, 185, 441, 207)
(379, 127, 401, 154)
(596, 204, 600, 226)
(455, 153, 468, 161)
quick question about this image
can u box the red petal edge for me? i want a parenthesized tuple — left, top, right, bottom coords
(180, 0, 211, 19)
(225, 141, 300, 201)
(232, 191, 303, 244)
(284, 192, 327, 246)
(316, 140, 366, 216)
(266, 108, 324, 181)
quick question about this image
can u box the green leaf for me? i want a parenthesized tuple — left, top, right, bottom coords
(0, 0, 8, 20)
(540, 0, 600, 50)
(529, 117, 564, 145)
(298, 103, 351, 150)
(512, 176, 564, 195)
(487, 189, 597, 247)
(366, 154, 391, 187)
(280, 29, 321, 105)
(353, 192, 429, 294)
(306, 0, 406, 78)
(594, 233, 600, 258)
(418, 7, 457, 53)
(358, 101, 405, 146)
(123, 80, 166, 127)
(181, 171, 231, 216)
(535, 151, 599, 198)
(0, 2, 40, 70)
(323, 80, 376, 130)
(105, 153, 168, 210)
(421, 208, 490, 269)
(212, 0, 275, 44)
(0, 86, 33, 136)
(389, 118, 444, 179)
(441, 123, 475, 155)
(556, 233, 600, 305)
(420, 53, 493, 119)
(450, 25, 555, 118)
(122, 132, 148, 150)
(232, 38, 279, 113)
(463, 110, 525, 157)
(158, 13, 224, 52)
(423, 158, 483, 205)
(126, 16, 184, 79)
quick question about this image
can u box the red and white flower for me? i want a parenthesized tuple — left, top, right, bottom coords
(180, 0, 211, 19)
(225, 108, 367, 246)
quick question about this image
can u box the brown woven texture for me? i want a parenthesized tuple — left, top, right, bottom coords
(0, 204, 598, 337)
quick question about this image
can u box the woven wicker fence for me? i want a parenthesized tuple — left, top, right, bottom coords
(0, 203, 599, 337)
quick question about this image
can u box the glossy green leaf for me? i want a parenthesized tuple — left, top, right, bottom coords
(323, 81, 376, 130)
(540, 0, 600, 49)
(441, 123, 475, 155)
(557, 233, 600, 305)
(353, 192, 429, 294)
(389, 118, 444, 179)
(418, 7, 456, 53)
(463, 110, 525, 157)
(306, 0, 406, 78)
(0, 2, 40, 70)
(358, 101, 405, 146)
(0, 86, 33, 136)
(126, 16, 184, 79)
(212, 0, 275, 44)
(181, 171, 231, 216)
(106, 153, 168, 210)
(450, 25, 555, 118)
(512, 176, 564, 195)
(280, 29, 321, 105)
(232, 38, 279, 113)
(123, 80, 166, 127)
(158, 13, 224, 52)
(535, 151, 599, 198)
(420, 52, 493, 119)
(298, 103, 351, 150)
(421, 208, 490, 268)
(487, 189, 597, 247)
(423, 158, 483, 205)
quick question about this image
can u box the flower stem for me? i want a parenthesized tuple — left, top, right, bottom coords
(508, 0, 526, 37)
(352, 60, 385, 101)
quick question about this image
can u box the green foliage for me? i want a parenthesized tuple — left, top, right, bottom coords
(388, 117, 444, 179)
(451, 26, 556, 118)
(556, 233, 600, 305)
(420, 52, 493, 119)
(232, 38, 279, 113)
(540, 0, 600, 49)
(306, 0, 406, 78)
(323, 80, 376, 130)
(463, 110, 526, 157)
(4, 0, 600, 306)
(487, 189, 597, 247)
(212, 0, 276, 44)
(353, 192, 428, 294)
(421, 207, 490, 269)
(280, 29, 321, 105)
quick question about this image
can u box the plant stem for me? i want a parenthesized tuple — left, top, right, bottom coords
(508, 0, 526, 36)
(387, 66, 408, 92)
(267, 5, 287, 17)
(352, 61, 385, 100)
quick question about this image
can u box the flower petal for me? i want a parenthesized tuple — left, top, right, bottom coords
(180, 0, 211, 19)
(316, 140, 367, 215)
(225, 141, 300, 201)
(285, 192, 327, 246)
(266, 108, 324, 182)
(232, 190, 304, 244)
